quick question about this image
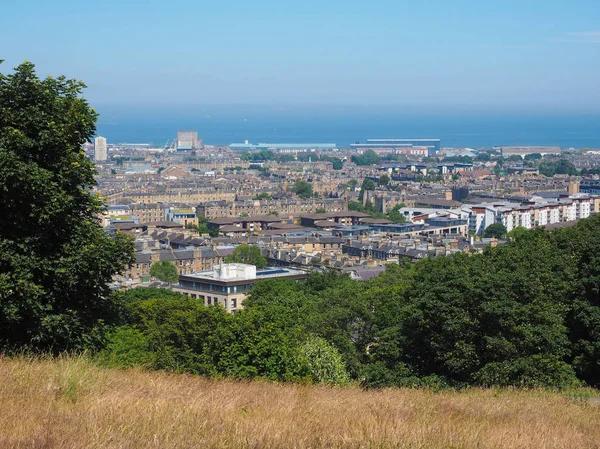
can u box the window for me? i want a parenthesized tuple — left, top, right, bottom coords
(207, 296, 211, 305)
(231, 298, 237, 309)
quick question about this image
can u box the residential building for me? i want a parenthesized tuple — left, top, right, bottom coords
(94, 136, 107, 161)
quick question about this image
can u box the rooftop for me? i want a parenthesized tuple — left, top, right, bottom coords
(180, 263, 307, 284)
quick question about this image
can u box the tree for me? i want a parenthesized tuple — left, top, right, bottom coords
(315, 208, 326, 214)
(524, 153, 542, 161)
(351, 150, 379, 166)
(150, 260, 179, 284)
(320, 154, 343, 170)
(225, 245, 268, 269)
(379, 174, 390, 186)
(386, 204, 407, 223)
(0, 61, 134, 351)
(291, 180, 313, 199)
(475, 152, 491, 162)
(253, 192, 272, 200)
(483, 223, 507, 239)
(298, 336, 350, 385)
(358, 178, 376, 201)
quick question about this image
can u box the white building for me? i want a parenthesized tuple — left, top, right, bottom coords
(462, 195, 594, 235)
(94, 136, 107, 161)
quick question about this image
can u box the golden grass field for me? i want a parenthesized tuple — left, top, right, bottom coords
(1, 356, 600, 449)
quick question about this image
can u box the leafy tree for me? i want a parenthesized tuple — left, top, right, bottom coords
(351, 149, 380, 166)
(315, 208, 326, 214)
(358, 178, 376, 201)
(474, 152, 491, 162)
(291, 180, 313, 199)
(0, 61, 134, 351)
(150, 260, 179, 284)
(225, 245, 267, 269)
(379, 174, 390, 186)
(505, 155, 524, 162)
(386, 204, 407, 223)
(253, 192, 272, 200)
(524, 153, 542, 161)
(483, 223, 507, 238)
(298, 335, 350, 385)
(320, 154, 343, 170)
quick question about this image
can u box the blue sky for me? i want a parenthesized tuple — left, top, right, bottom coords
(1, 0, 599, 111)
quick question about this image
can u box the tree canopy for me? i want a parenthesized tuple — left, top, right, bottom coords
(150, 260, 179, 284)
(483, 223, 507, 239)
(351, 150, 380, 166)
(291, 180, 313, 199)
(225, 245, 268, 269)
(0, 61, 134, 351)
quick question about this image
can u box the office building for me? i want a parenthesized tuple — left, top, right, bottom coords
(94, 136, 107, 161)
(174, 263, 308, 313)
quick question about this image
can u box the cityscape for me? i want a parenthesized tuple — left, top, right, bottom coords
(89, 129, 600, 309)
(3, 0, 600, 447)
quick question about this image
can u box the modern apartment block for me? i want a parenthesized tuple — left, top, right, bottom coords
(173, 263, 308, 313)
(463, 195, 593, 234)
(94, 136, 107, 161)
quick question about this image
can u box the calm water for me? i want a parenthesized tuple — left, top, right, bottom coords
(94, 106, 600, 149)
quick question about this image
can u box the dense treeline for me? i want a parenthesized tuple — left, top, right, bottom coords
(101, 216, 600, 388)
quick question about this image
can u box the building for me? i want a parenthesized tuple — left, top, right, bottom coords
(176, 131, 201, 151)
(500, 146, 561, 158)
(94, 136, 107, 161)
(351, 139, 441, 154)
(165, 207, 199, 227)
(174, 263, 308, 313)
(229, 142, 337, 151)
(462, 195, 593, 235)
(580, 178, 600, 195)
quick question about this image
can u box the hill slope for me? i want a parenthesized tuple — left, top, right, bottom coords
(2, 356, 599, 449)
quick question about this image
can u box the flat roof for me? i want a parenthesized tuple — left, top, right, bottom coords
(179, 266, 307, 285)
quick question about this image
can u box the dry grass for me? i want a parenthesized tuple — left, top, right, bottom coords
(1, 356, 600, 449)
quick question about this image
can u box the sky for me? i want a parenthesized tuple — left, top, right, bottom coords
(1, 0, 600, 113)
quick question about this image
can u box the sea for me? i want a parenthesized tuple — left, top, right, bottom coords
(94, 105, 600, 149)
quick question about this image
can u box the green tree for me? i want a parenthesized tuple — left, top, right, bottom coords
(379, 174, 390, 186)
(298, 335, 350, 385)
(386, 204, 407, 223)
(253, 192, 272, 200)
(0, 61, 134, 351)
(351, 150, 379, 166)
(291, 180, 313, 199)
(524, 153, 542, 161)
(150, 260, 179, 284)
(358, 178, 376, 201)
(483, 223, 507, 238)
(225, 245, 268, 269)
(315, 208, 326, 214)
(320, 154, 343, 170)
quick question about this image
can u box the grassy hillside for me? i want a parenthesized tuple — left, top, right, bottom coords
(2, 356, 600, 449)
